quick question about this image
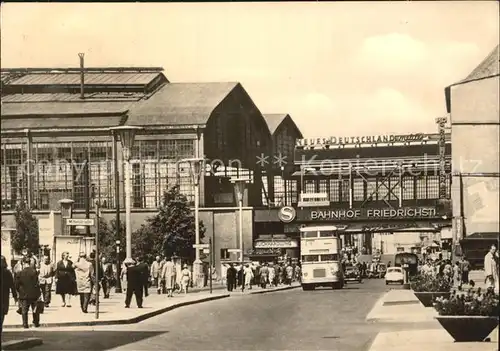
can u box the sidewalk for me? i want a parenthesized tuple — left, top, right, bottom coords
(367, 284, 499, 351)
(228, 282, 301, 295)
(3, 288, 229, 329)
(2, 282, 299, 329)
(369, 327, 499, 351)
(366, 289, 437, 323)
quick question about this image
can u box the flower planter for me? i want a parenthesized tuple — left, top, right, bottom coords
(435, 316, 499, 342)
(413, 291, 451, 307)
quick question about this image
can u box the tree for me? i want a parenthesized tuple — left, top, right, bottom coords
(131, 224, 159, 263)
(147, 186, 205, 262)
(12, 202, 39, 254)
(97, 218, 125, 262)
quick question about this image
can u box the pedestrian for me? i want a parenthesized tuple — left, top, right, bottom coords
(1, 255, 18, 331)
(452, 261, 462, 288)
(259, 263, 269, 289)
(101, 257, 114, 299)
(180, 264, 191, 294)
(161, 257, 176, 297)
(150, 256, 163, 294)
(74, 253, 93, 313)
(285, 263, 293, 285)
(124, 258, 143, 308)
(268, 263, 276, 287)
(121, 261, 128, 292)
(38, 256, 55, 308)
(88, 252, 103, 306)
(421, 260, 435, 275)
(226, 263, 237, 292)
(135, 257, 150, 298)
(484, 245, 499, 293)
(460, 256, 470, 285)
(244, 264, 253, 290)
(55, 252, 76, 308)
(14, 256, 42, 329)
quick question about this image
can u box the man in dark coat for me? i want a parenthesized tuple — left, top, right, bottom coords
(89, 251, 104, 305)
(135, 257, 150, 298)
(226, 264, 237, 292)
(14, 257, 41, 329)
(124, 258, 144, 308)
(1, 255, 18, 331)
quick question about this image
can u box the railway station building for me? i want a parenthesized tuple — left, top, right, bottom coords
(0, 64, 302, 268)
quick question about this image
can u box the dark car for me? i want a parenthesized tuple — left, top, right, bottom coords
(344, 265, 362, 283)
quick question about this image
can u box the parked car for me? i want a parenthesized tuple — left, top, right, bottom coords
(344, 265, 362, 283)
(385, 267, 404, 285)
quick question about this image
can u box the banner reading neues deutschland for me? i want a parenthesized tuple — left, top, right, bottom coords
(300, 207, 437, 221)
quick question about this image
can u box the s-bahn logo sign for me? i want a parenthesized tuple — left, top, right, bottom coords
(278, 206, 297, 223)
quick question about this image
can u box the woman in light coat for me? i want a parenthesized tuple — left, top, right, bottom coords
(180, 264, 191, 295)
(73, 253, 93, 313)
(161, 257, 176, 297)
(244, 264, 254, 290)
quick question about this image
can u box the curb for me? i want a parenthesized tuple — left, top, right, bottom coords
(247, 285, 301, 295)
(382, 300, 420, 306)
(3, 294, 229, 329)
(1, 338, 43, 350)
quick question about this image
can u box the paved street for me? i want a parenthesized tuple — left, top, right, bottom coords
(1, 280, 439, 351)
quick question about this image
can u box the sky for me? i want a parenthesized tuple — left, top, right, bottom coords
(1, 2, 498, 138)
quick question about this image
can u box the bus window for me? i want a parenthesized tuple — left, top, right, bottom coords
(302, 232, 318, 239)
(319, 231, 336, 238)
(301, 255, 320, 262)
(320, 254, 338, 262)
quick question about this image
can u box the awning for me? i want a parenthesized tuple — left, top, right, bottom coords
(340, 222, 440, 233)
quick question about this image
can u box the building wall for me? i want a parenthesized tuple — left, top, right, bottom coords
(450, 76, 500, 236)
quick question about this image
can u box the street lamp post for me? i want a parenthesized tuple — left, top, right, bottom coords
(231, 177, 249, 292)
(109, 126, 143, 260)
(180, 157, 205, 288)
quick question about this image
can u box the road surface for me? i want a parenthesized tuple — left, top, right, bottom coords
(2, 279, 437, 350)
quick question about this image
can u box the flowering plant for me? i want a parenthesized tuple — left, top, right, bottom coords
(433, 287, 500, 316)
(411, 273, 452, 292)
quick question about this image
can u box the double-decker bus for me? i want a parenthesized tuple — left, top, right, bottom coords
(300, 225, 344, 290)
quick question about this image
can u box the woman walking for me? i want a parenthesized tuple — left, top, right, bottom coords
(74, 253, 93, 313)
(55, 252, 76, 308)
(180, 264, 191, 295)
(161, 257, 176, 297)
(244, 264, 254, 290)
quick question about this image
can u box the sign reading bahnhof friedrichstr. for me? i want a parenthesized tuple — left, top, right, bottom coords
(301, 207, 436, 221)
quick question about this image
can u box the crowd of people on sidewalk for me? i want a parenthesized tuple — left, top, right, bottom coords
(0, 250, 185, 329)
(419, 244, 499, 293)
(221, 261, 300, 292)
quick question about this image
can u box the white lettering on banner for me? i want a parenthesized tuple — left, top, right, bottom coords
(296, 133, 426, 147)
(254, 240, 298, 249)
(309, 207, 436, 220)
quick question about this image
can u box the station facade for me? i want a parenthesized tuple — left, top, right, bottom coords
(253, 131, 453, 261)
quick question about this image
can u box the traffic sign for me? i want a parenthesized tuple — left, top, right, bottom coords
(203, 248, 210, 254)
(193, 244, 210, 249)
(228, 249, 242, 253)
(66, 218, 95, 226)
